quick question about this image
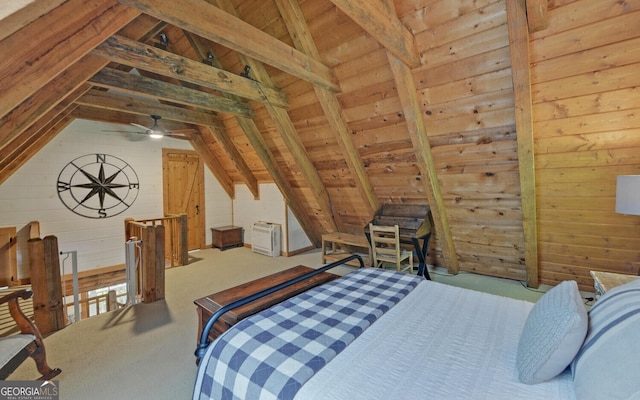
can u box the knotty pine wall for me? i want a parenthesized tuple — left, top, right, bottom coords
(530, 0, 640, 288)
(214, 0, 640, 289)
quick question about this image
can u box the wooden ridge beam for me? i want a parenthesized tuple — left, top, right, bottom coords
(507, 0, 539, 288)
(92, 35, 288, 108)
(275, 0, 380, 217)
(117, 0, 340, 93)
(328, 0, 420, 68)
(0, 0, 140, 120)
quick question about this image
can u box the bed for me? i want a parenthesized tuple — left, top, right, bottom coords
(193, 257, 640, 400)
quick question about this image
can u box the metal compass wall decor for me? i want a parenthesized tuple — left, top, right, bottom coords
(57, 153, 140, 219)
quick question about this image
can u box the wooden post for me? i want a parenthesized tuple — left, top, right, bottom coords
(141, 225, 165, 302)
(155, 225, 165, 300)
(107, 290, 117, 311)
(14, 221, 40, 285)
(179, 213, 188, 266)
(0, 227, 16, 287)
(28, 236, 64, 334)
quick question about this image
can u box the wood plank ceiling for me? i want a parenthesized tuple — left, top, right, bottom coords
(0, 0, 549, 286)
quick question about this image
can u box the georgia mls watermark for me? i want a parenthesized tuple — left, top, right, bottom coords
(0, 381, 58, 400)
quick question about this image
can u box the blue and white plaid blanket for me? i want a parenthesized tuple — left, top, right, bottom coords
(193, 268, 422, 400)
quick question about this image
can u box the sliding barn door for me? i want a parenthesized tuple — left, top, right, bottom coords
(162, 148, 205, 251)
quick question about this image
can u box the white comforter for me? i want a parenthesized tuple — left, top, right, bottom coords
(295, 279, 576, 400)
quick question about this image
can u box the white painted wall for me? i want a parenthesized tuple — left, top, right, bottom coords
(232, 183, 312, 254)
(0, 119, 230, 273)
(0, 119, 311, 274)
(287, 206, 313, 251)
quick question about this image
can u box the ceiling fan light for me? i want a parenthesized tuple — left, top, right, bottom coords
(149, 132, 164, 139)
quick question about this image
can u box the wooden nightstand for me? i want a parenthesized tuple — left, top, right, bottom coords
(590, 271, 640, 297)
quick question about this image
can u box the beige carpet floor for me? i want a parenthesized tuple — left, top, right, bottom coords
(8, 247, 592, 399)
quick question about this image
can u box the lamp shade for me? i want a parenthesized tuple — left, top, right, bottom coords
(615, 175, 640, 215)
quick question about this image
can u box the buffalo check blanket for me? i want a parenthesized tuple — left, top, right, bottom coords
(193, 268, 422, 400)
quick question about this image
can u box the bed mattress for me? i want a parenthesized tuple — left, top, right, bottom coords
(295, 279, 576, 400)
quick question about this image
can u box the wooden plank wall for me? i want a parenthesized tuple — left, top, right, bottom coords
(396, 0, 526, 280)
(5, 0, 633, 290)
(530, 0, 640, 289)
(215, 0, 529, 280)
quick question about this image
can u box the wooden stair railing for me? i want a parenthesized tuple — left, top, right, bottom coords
(124, 218, 172, 303)
(125, 214, 188, 268)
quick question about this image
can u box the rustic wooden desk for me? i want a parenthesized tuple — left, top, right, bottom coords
(194, 265, 339, 342)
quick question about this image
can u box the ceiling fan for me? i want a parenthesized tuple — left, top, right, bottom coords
(102, 115, 197, 141)
(129, 115, 193, 139)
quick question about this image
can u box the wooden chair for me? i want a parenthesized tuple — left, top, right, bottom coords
(0, 289, 61, 380)
(369, 223, 413, 273)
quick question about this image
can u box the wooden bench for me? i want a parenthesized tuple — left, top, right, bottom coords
(194, 265, 339, 342)
(0, 289, 61, 380)
(321, 232, 371, 267)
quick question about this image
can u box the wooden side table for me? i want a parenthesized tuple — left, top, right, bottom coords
(194, 265, 339, 342)
(590, 270, 640, 297)
(211, 225, 243, 251)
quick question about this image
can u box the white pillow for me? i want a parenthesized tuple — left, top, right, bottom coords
(571, 278, 640, 400)
(516, 280, 588, 384)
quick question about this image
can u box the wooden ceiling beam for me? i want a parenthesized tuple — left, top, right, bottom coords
(238, 115, 324, 245)
(0, 0, 66, 42)
(275, 0, 380, 218)
(89, 68, 254, 118)
(190, 135, 235, 199)
(212, 0, 340, 238)
(117, 0, 340, 92)
(0, 94, 82, 185)
(526, 0, 548, 33)
(378, 0, 458, 273)
(76, 89, 224, 128)
(91, 35, 288, 108)
(387, 54, 460, 274)
(0, 15, 166, 153)
(507, 0, 539, 288)
(0, 55, 104, 153)
(327, 0, 420, 68)
(0, 113, 75, 185)
(185, 33, 259, 199)
(0, 0, 140, 120)
(198, 125, 258, 199)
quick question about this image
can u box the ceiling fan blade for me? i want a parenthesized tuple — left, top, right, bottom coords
(130, 123, 149, 131)
(101, 129, 150, 141)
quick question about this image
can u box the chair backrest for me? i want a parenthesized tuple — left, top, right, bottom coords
(369, 223, 402, 267)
